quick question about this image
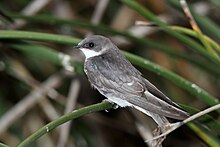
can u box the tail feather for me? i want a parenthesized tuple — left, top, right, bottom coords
(134, 105, 169, 126)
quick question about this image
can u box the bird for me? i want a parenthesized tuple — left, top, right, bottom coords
(74, 35, 189, 126)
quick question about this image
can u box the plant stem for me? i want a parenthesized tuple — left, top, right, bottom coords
(17, 102, 113, 147)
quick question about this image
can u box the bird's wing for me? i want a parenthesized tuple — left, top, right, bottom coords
(95, 74, 189, 120)
(143, 78, 181, 108)
(127, 89, 189, 120)
(88, 70, 188, 120)
(100, 75, 145, 96)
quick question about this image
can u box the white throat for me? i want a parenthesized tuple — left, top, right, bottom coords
(80, 48, 101, 59)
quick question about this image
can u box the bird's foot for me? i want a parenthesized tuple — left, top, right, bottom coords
(151, 127, 166, 147)
(150, 122, 180, 147)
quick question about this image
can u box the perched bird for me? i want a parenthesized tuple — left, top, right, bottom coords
(74, 35, 189, 126)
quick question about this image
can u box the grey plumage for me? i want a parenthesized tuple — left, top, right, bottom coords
(75, 35, 189, 125)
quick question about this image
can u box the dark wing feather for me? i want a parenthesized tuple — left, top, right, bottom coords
(143, 78, 181, 108)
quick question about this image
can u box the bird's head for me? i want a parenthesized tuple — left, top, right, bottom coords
(74, 35, 114, 59)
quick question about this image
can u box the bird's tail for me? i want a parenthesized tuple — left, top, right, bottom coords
(148, 112, 170, 126)
(133, 105, 170, 126)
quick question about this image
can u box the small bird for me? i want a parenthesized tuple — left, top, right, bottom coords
(74, 35, 189, 126)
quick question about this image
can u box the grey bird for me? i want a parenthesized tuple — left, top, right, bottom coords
(74, 35, 189, 126)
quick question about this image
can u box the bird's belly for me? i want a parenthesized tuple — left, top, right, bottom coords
(105, 92, 152, 117)
(103, 93, 133, 107)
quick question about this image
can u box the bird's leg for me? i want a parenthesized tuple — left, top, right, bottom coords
(151, 126, 167, 147)
(149, 113, 172, 147)
(151, 122, 178, 147)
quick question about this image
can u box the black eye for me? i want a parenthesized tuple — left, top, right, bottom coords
(84, 42, 95, 48)
(83, 42, 95, 49)
(88, 42, 94, 48)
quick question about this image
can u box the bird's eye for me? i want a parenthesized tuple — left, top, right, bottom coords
(84, 42, 95, 48)
(88, 42, 94, 48)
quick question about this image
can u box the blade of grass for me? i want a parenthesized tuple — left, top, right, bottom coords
(0, 143, 9, 147)
(195, 16, 220, 40)
(187, 123, 220, 146)
(171, 26, 220, 52)
(0, 30, 80, 45)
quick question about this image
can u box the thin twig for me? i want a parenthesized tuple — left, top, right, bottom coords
(90, 0, 109, 25)
(122, 14, 171, 43)
(38, 99, 61, 120)
(57, 79, 80, 147)
(180, 0, 199, 32)
(135, 122, 153, 146)
(7, 57, 63, 121)
(87, 0, 109, 36)
(135, 21, 158, 27)
(0, 71, 64, 134)
(12, 0, 52, 29)
(145, 103, 220, 142)
(180, 0, 219, 59)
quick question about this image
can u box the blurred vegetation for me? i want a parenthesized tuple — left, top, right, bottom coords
(0, 0, 220, 147)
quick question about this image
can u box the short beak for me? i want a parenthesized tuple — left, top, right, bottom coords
(73, 45, 81, 49)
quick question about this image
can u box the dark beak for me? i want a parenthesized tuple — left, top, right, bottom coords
(73, 45, 81, 49)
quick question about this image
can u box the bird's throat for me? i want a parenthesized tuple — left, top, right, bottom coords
(80, 48, 101, 59)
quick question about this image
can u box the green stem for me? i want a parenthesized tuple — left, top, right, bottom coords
(17, 102, 113, 147)
(172, 26, 220, 52)
(0, 30, 80, 45)
(0, 143, 9, 147)
(195, 30, 220, 59)
(187, 123, 220, 146)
